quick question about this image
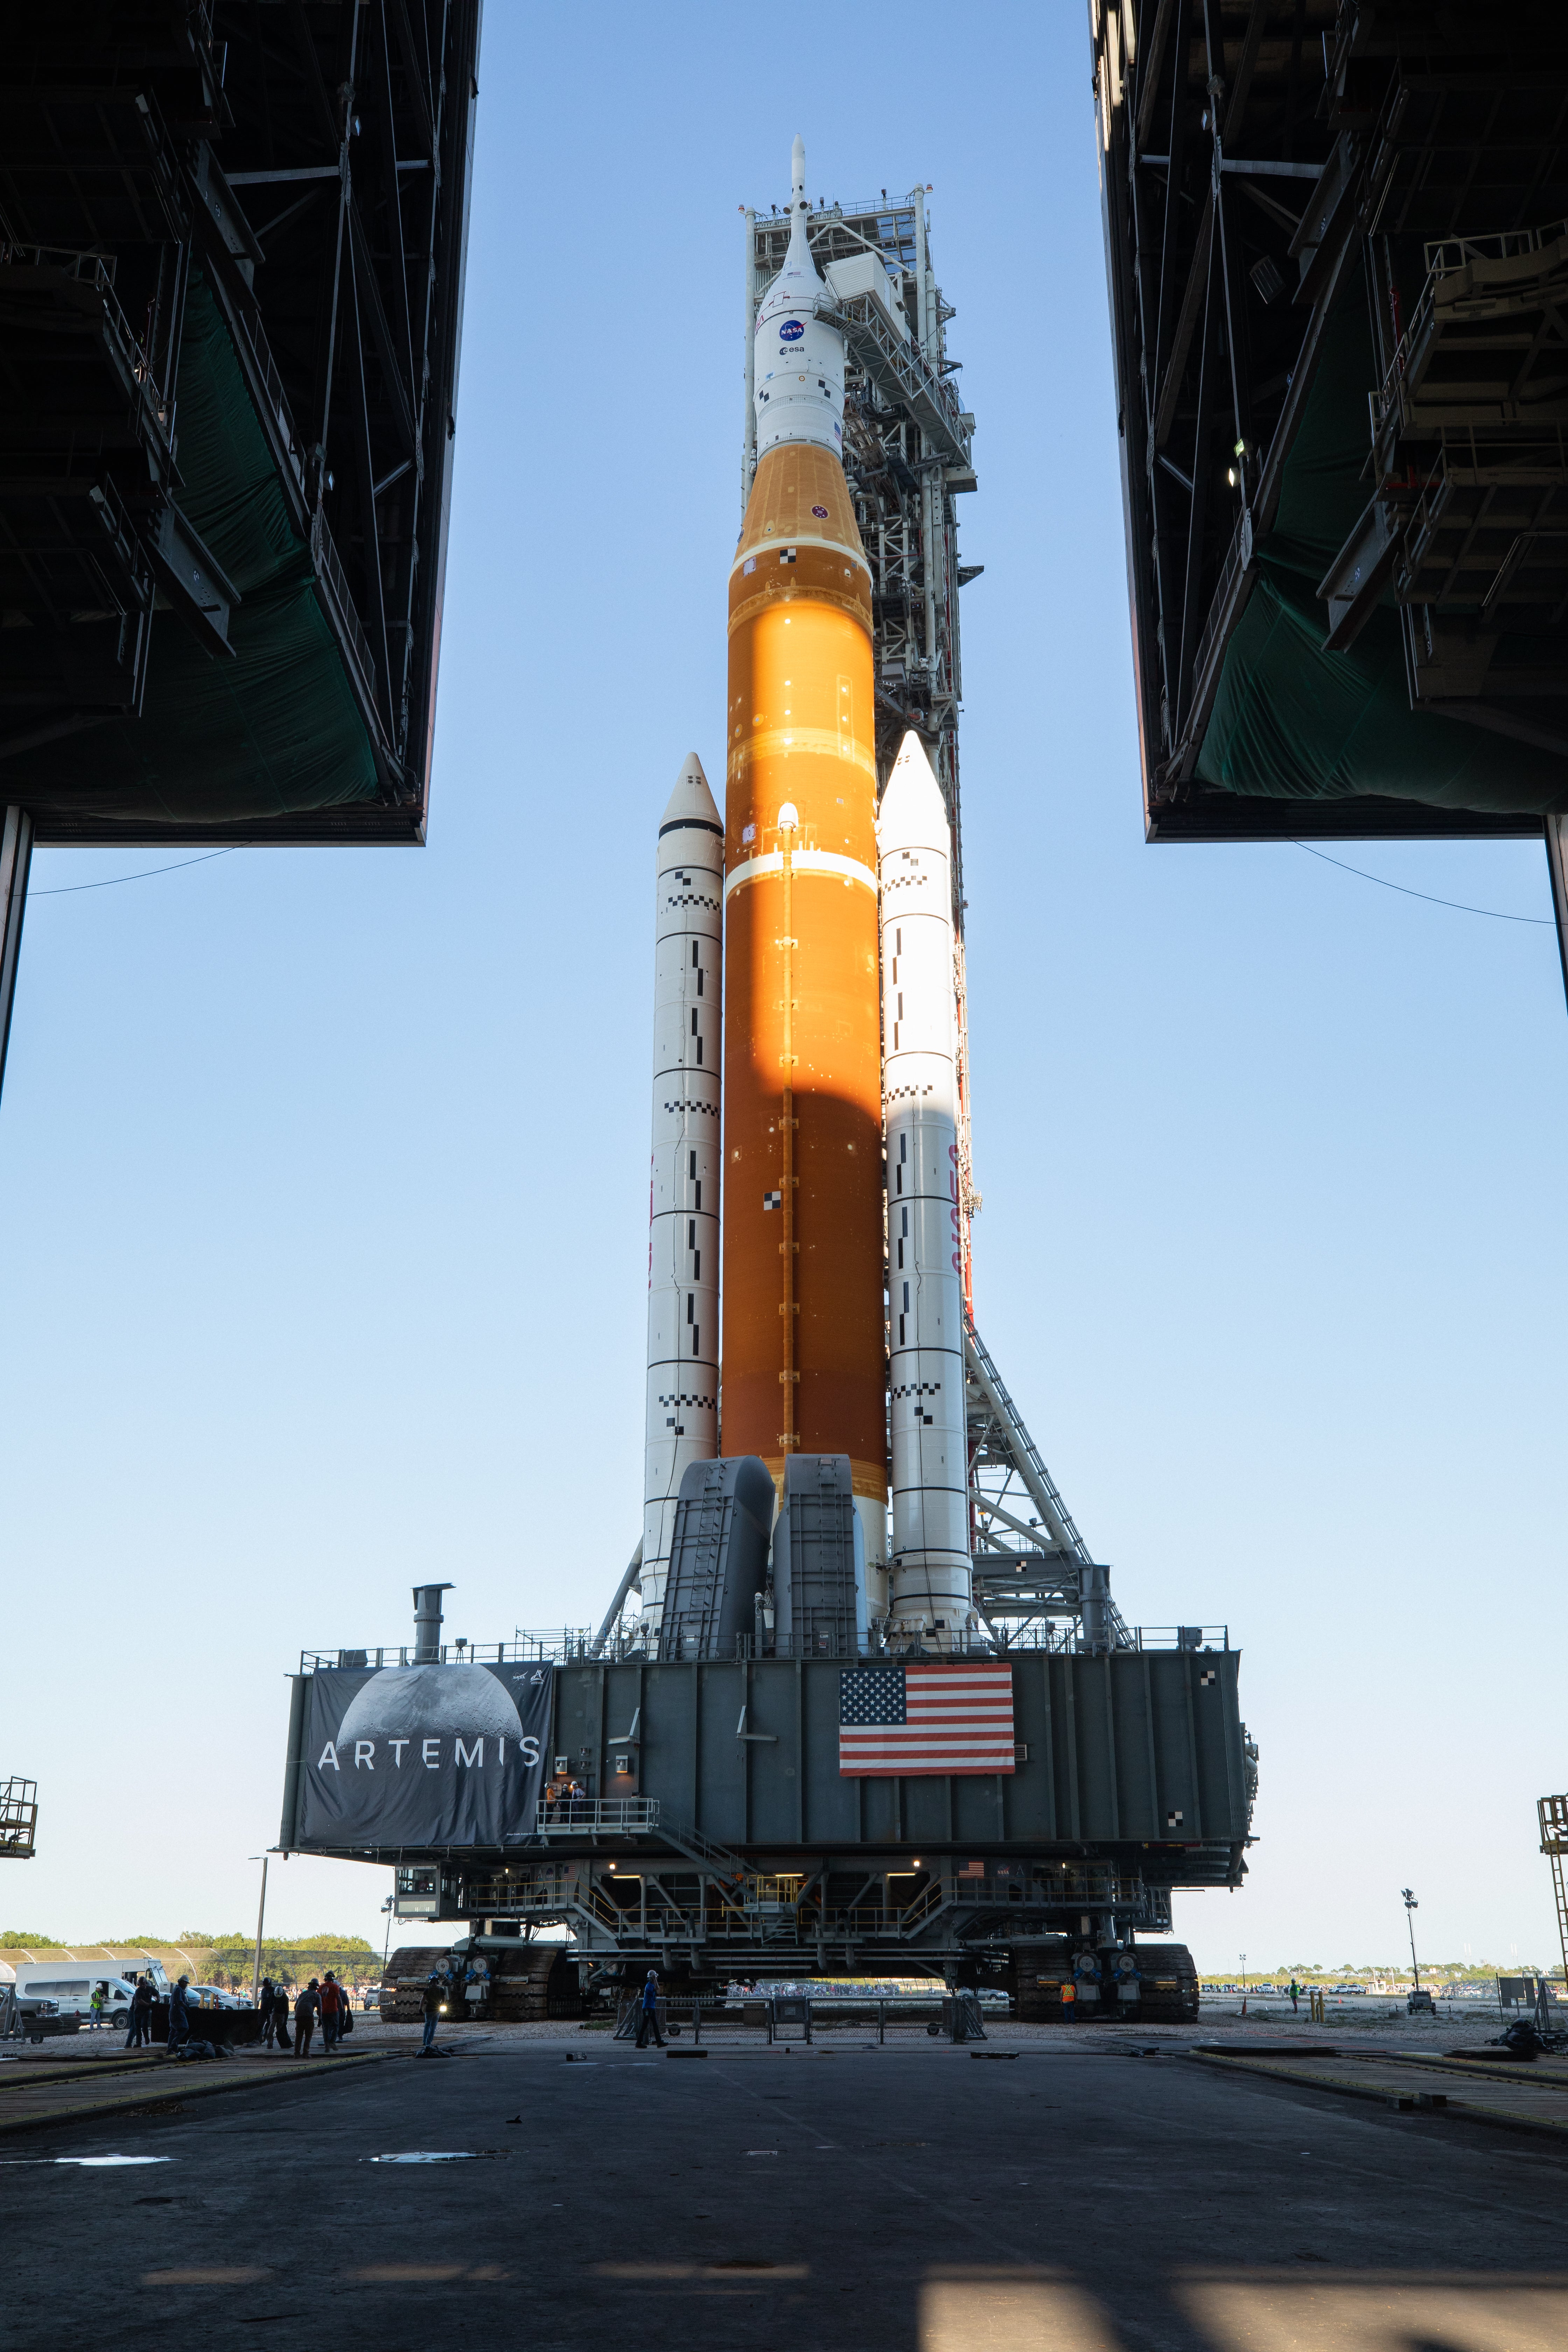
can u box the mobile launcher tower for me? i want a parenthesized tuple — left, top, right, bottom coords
(279, 148, 1255, 2025)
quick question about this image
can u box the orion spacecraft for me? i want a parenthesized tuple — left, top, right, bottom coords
(643, 139, 974, 1652)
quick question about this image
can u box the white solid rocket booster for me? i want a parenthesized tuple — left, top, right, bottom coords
(878, 732, 975, 1643)
(642, 754, 723, 1632)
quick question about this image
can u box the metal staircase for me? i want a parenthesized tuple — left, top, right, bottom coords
(654, 1816, 754, 1888)
(964, 1321, 1132, 1652)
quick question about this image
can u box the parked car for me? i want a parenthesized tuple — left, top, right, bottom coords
(189, 1986, 252, 2010)
(4, 1970, 136, 2027)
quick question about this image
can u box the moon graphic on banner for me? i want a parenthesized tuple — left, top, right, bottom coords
(339, 1665, 524, 1746)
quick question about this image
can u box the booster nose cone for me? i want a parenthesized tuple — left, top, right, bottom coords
(878, 730, 948, 851)
(661, 752, 721, 833)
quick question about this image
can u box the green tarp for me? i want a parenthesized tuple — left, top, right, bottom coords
(11, 269, 380, 828)
(1195, 298, 1566, 816)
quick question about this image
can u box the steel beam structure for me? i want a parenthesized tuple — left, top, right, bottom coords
(0, 0, 482, 845)
(406, 1851, 1182, 1975)
(1093, 0, 1568, 849)
(1548, 816, 1568, 1015)
(0, 809, 31, 1104)
(1542, 1794, 1568, 1996)
(0, 1775, 38, 1861)
(964, 1321, 1133, 1654)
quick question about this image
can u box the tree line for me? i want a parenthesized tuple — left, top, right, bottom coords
(1, 1929, 380, 1984)
(189, 1934, 381, 1987)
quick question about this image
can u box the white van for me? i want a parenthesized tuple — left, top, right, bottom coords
(8, 1970, 136, 2026)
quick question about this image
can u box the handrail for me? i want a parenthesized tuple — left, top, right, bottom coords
(0, 239, 172, 450)
(653, 1817, 751, 1878)
(1189, 512, 1253, 708)
(534, 1798, 660, 1838)
(894, 1878, 948, 1934)
(1424, 217, 1568, 278)
(303, 1614, 1219, 1670)
(301, 1632, 606, 1669)
(829, 292, 973, 468)
(222, 289, 387, 747)
(309, 504, 377, 711)
(0, 1776, 38, 1859)
(1377, 216, 1568, 446)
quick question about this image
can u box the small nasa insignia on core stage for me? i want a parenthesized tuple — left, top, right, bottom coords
(811, 504, 828, 518)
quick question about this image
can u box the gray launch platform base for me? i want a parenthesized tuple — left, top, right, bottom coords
(280, 1646, 1252, 2002)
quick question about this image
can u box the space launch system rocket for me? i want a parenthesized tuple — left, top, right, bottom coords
(720, 136, 889, 1604)
(641, 138, 974, 1647)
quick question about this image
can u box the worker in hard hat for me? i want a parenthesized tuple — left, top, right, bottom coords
(419, 1970, 452, 2058)
(635, 1968, 666, 2048)
(166, 1975, 192, 2053)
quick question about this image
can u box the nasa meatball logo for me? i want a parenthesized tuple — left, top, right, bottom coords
(779, 318, 805, 342)
(811, 504, 828, 519)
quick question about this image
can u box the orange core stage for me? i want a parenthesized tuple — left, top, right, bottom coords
(721, 441, 887, 1516)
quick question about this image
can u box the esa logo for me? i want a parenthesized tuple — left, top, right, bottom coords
(779, 319, 805, 342)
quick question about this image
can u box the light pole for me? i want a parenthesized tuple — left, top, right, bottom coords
(1402, 1888, 1421, 1990)
(249, 1855, 270, 2008)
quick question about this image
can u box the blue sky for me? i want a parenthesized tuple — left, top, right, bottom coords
(2, 6, 1562, 1973)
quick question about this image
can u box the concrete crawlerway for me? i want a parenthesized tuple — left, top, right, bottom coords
(0, 2044, 395, 2138)
(4, 2024, 1567, 2350)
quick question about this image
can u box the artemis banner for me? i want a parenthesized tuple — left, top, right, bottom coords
(295, 1661, 554, 1848)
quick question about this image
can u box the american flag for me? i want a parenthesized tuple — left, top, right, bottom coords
(838, 1663, 1016, 1777)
